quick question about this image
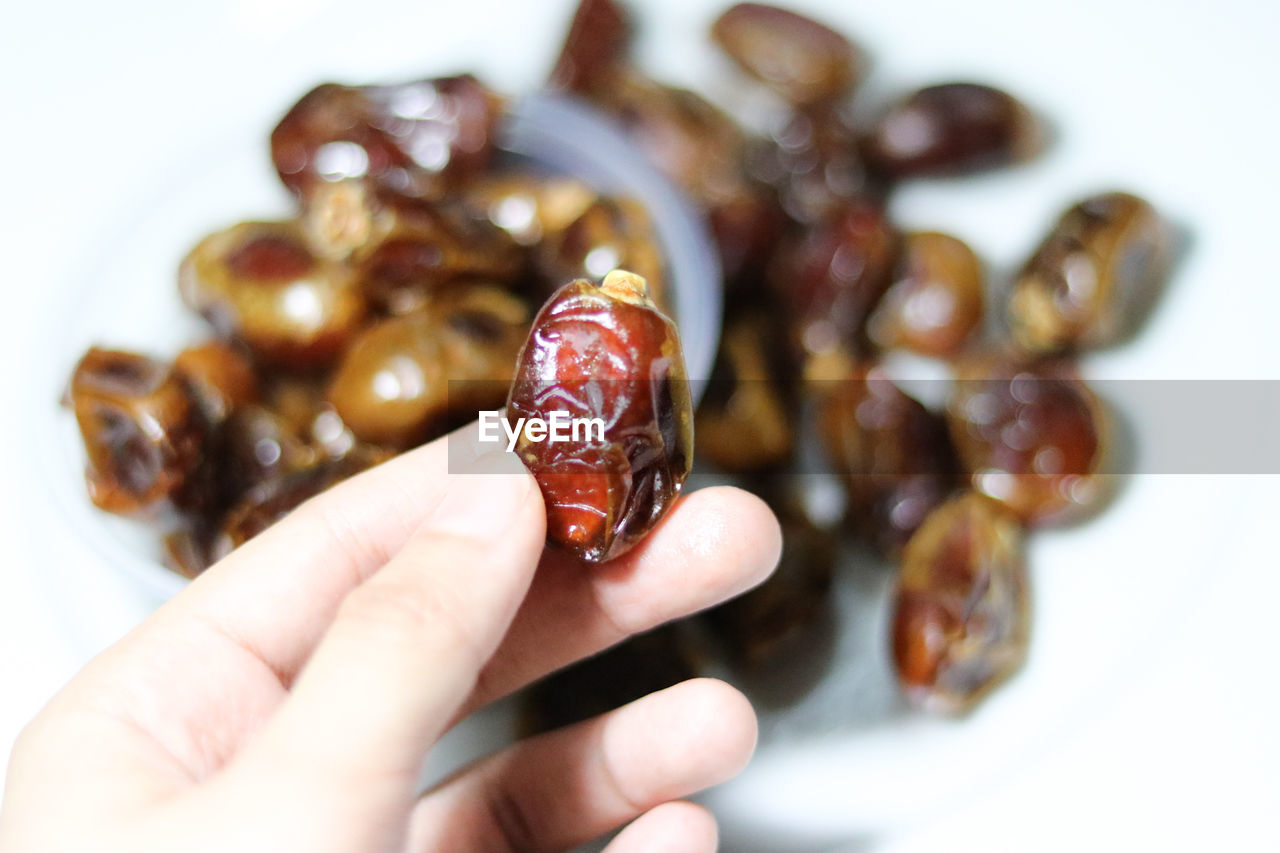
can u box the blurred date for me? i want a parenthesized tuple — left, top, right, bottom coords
(892, 492, 1029, 712)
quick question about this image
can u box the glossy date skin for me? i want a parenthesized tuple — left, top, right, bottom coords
(1009, 191, 1172, 355)
(891, 492, 1029, 712)
(818, 366, 958, 558)
(68, 348, 206, 514)
(271, 75, 502, 201)
(863, 83, 1040, 180)
(867, 231, 986, 358)
(328, 286, 529, 447)
(770, 199, 899, 377)
(507, 270, 693, 563)
(947, 356, 1109, 525)
(179, 220, 366, 370)
(711, 2, 862, 107)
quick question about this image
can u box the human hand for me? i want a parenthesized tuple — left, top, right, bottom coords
(0, 428, 780, 852)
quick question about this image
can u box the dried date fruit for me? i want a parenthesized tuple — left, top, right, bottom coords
(548, 0, 632, 97)
(303, 180, 524, 314)
(328, 286, 529, 447)
(593, 73, 781, 284)
(891, 492, 1028, 712)
(605, 73, 748, 198)
(705, 183, 786, 292)
(173, 341, 259, 424)
(517, 626, 700, 736)
(356, 196, 525, 315)
(271, 75, 502, 200)
(507, 270, 693, 563)
(537, 197, 667, 310)
(711, 3, 862, 106)
(770, 199, 898, 377)
(179, 221, 365, 370)
(1009, 191, 1173, 354)
(68, 348, 205, 514)
(867, 231, 985, 358)
(819, 366, 958, 557)
(863, 83, 1040, 179)
(947, 357, 1109, 525)
(164, 528, 213, 579)
(750, 106, 875, 225)
(214, 404, 319, 504)
(464, 174, 597, 247)
(696, 309, 796, 473)
(211, 450, 387, 558)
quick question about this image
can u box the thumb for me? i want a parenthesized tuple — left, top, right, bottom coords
(238, 448, 544, 792)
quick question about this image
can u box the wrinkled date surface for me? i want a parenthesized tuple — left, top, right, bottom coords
(507, 270, 693, 563)
(1010, 191, 1172, 355)
(891, 492, 1029, 712)
(819, 367, 958, 557)
(947, 357, 1109, 525)
(863, 83, 1039, 179)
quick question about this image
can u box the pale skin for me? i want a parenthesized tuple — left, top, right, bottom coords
(0, 429, 781, 852)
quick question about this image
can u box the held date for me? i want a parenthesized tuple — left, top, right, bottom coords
(506, 270, 693, 563)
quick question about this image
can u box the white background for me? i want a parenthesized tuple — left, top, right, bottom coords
(1, 0, 1278, 850)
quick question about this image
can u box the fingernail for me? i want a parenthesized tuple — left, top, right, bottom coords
(428, 449, 533, 539)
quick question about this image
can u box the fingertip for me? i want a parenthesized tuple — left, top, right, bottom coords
(423, 449, 543, 541)
(605, 800, 719, 853)
(662, 486, 783, 596)
(604, 677, 759, 803)
(715, 486, 784, 591)
(677, 678, 759, 782)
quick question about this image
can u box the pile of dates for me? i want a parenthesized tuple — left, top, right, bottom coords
(523, 0, 1173, 723)
(67, 72, 670, 573)
(66, 0, 1176, 721)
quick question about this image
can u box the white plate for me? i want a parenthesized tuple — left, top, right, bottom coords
(7, 0, 1280, 849)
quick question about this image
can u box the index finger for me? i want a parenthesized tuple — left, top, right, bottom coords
(149, 424, 496, 685)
